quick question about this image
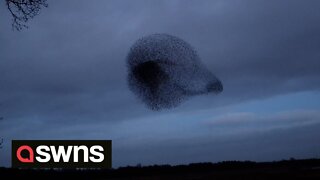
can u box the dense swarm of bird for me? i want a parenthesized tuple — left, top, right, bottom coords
(127, 34, 223, 110)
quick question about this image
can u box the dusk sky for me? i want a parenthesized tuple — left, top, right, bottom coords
(0, 0, 320, 167)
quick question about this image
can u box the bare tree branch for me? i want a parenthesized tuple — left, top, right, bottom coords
(5, 0, 48, 31)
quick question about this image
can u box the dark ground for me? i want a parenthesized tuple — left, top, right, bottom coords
(1, 158, 320, 179)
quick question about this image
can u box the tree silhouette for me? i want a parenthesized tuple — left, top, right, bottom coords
(5, 0, 48, 31)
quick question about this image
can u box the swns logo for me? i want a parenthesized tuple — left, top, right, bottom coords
(12, 140, 111, 168)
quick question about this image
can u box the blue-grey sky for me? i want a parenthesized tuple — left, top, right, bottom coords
(0, 0, 320, 167)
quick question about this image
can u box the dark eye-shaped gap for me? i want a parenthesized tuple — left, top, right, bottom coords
(132, 61, 170, 93)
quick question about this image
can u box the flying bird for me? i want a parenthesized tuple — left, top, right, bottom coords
(127, 34, 223, 110)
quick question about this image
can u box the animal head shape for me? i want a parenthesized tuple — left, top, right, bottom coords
(127, 34, 223, 110)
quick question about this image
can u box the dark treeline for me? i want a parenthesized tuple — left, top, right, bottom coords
(1, 158, 320, 179)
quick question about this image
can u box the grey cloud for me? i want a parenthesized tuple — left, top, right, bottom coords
(0, 0, 320, 167)
(207, 110, 320, 124)
(113, 112, 320, 167)
(204, 110, 320, 132)
(1, 0, 320, 123)
(1, 108, 319, 167)
(112, 122, 320, 167)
